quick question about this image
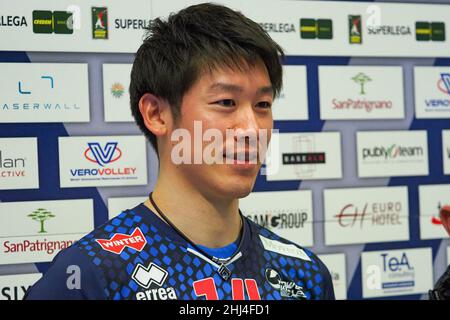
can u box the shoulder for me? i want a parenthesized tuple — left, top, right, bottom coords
(245, 217, 336, 299)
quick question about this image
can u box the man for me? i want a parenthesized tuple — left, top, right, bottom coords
(25, 3, 335, 300)
(429, 205, 450, 300)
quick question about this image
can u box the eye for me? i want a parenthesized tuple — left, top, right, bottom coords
(215, 99, 236, 107)
(256, 101, 272, 109)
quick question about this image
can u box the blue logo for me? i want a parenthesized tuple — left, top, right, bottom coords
(84, 142, 122, 167)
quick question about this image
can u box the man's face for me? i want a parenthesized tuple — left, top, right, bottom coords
(167, 62, 274, 201)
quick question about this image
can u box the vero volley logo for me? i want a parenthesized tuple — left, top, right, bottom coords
(84, 142, 122, 167)
(69, 141, 137, 180)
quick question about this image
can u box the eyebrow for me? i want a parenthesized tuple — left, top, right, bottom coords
(207, 82, 273, 95)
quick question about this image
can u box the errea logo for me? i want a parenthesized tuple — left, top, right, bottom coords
(132, 262, 177, 300)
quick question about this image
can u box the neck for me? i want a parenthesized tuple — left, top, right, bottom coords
(144, 166, 241, 248)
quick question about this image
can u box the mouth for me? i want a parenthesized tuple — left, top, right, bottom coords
(223, 150, 259, 164)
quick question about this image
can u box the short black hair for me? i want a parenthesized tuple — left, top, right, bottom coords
(129, 2, 284, 152)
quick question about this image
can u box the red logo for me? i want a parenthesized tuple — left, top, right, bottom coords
(96, 228, 147, 254)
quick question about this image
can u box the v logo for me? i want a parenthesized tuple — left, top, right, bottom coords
(86, 142, 121, 167)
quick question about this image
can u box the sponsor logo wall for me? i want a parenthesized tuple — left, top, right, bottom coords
(0, 63, 90, 123)
(58, 135, 148, 188)
(239, 190, 314, 247)
(0, 273, 42, 300)
(324, 186, 409, 246)
(418, 184, 450, 240)
(361, 248, 433, 298)
(266, 132, 342, 181)
(0, 199, 94, 264)
(0, 138, 39, 190)
(318, 254, 347, 300)
(319, 66, 405, 120)
(414, 67, 450, 119)
(0, 0, 449, 301)
(356, 130, 429, 178)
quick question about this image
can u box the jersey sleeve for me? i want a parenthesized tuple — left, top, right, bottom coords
(316, 257, 336, 300)
(24, 245, 107, 300)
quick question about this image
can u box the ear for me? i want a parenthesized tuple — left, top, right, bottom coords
(440, 205, 450, 236)
(138, 93, 171, 137)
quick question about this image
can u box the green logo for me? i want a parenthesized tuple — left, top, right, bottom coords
(32, 10, 73, 34)
(349, 15, 362, 44)
(415, 22, 445, 41)
(352, 73, 372, 95)
(111, 82, 125, 98)
(92, 7, 108, 39)
(28, 208, 55, 233)
(300, 19, 332, 39)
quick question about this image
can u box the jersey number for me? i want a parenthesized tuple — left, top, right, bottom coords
(193, 278, 261, 300)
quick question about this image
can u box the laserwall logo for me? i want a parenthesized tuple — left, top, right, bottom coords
(84, 142, 122, 167)
(6, 74, 79, 111)
(349, 15, 362, 44)
(32, 10, 73, 34)
(27, 208, 55, 233)
(416, 21, 445, 41)
(92, 7, 108, 39)
(0, 63, 90, 123)
(299, 19, 332, 39)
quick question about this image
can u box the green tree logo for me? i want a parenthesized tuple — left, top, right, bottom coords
(28, 208, 55, 233)
(352, 73, 372, 95)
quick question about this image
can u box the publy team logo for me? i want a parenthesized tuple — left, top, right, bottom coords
(96, 228, 147, 254)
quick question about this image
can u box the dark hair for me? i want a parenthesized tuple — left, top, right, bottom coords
(129, 3, 284, 152)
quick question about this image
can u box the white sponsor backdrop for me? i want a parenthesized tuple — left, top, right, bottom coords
(324, 186, 409, 246)
(58, 135, 148, 188)
(361, 248, 433, 299)
(0, 0, 449, 301)
(102, 64, 134, 122)
(443, 130, 450, 175)
(318, 254, 347, 300)
(414, 67, 450, 119)
(418, 184, 450, 240)
(273, 66, 309, 121)
(356, 130, 429, 178)
(0, 199, 94, 264)
(0, 63, 90, 123)
(266, 132, 342, 181)
(240, 190, 314, 247)
(108, 196, 148, 219)
(0, 137, 39, 190)
(319, 66, 405, 120)
(0, 273, 42, 300)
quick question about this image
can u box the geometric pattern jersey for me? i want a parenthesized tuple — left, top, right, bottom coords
(25, 203, 335, 300)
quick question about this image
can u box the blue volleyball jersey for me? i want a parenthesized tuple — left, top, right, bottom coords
(25, 203, 335, 300)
